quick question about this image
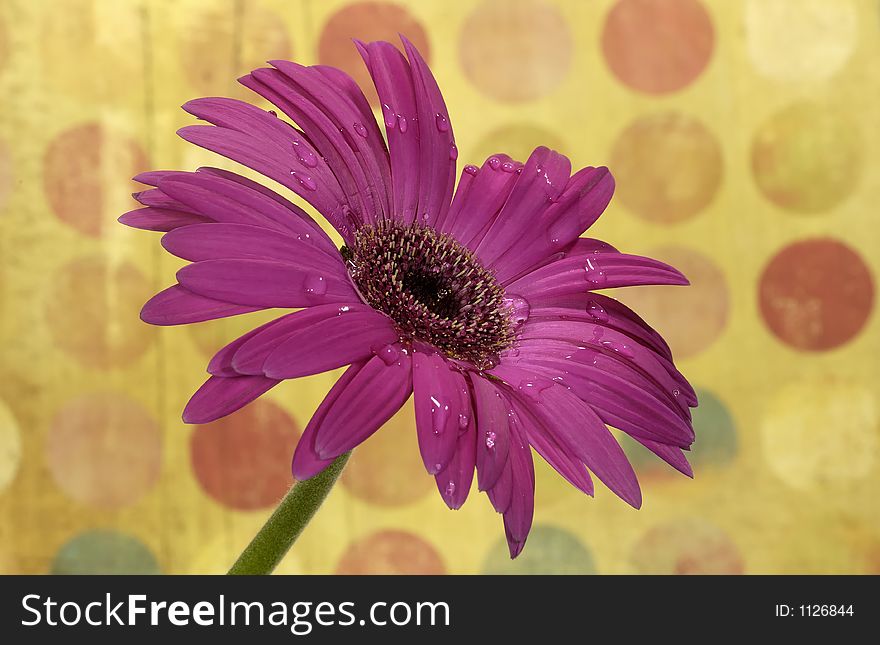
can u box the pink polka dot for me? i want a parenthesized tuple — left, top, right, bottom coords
(336, 530, 445, 574)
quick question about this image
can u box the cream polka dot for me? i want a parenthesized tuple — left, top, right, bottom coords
(762, 380, 878, 492)
(0, 399, 22, 492)
(745, 0, 857, 82)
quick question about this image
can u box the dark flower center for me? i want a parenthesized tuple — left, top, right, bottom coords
(343, 220, 514, 368)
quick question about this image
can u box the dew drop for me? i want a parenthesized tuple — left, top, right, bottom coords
(382, 104, 396, 128)
(267, 110, 277, 117)
(435, 113, 449, 132)
(488, 156, 501, 170)
(304, 274, 327, 296)
(586, 300, 609, 323)
(445, 481, 456, 496)
(464, 164, 479, 176)
(449, 142, 458, 160)
(584, 257, 607, 286)
(503, 295, 530, 331)
(290, 170, 317, 191)
(458, 412, 469, 429)
(672, 388, 681, 398)
(353, 121, 368, 138)
(485, 430, 497, 450)
(599, 339, 635, 359)
(397, 114, 408, 133)
(517, 378, 553, 403)
(501, 161, 516, 173)
(291, 140, 318, 168)
(374, 345, 400, 366)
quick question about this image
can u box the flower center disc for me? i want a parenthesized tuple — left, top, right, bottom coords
(343, 221, 513, 368)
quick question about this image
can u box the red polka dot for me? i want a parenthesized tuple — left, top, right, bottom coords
(631, 519, 744, 574)
(336, 530, 445, 574)
(191, 399, 299, 511)
(44, 123, 148, 237)
(340, 400, 433, 506)
(45, 255, 156, 369)
(47, 393, 162, 509)
(602, 0, 714, 94)
(319, 2, 429, 106)
(759, 238, 874, 351)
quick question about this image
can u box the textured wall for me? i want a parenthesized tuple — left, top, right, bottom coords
(0, 0, 877, 574)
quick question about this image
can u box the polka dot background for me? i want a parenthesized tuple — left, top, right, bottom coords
(0, 0, 876, 575)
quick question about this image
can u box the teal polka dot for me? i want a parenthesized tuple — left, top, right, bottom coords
(52, 530, 160, 575)
(482, 525, 596, 574)
(622, 387, 737, 475)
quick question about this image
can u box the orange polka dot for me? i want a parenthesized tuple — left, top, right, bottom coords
(752, 103, 861, 213)
(610, 112, 722, 223)
(341, 399, 433, 506)
(45, 255, 156, 369)
(602, 0, 714, 94)
(470, 123, 568, 167)
(47, 393, 162, 509)
(459, 0, 571, 102)
(190, 399, 298, 511)
(631, 519, 743, 574)
(336, 530, 445, 574)
(759, 239, 873, 351)
(44, 123, 148, 237)
(318, 2, 429, 107)
(614, 246, 729, 358)
(179, 4, 292, 99)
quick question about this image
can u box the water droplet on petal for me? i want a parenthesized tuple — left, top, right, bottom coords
(267, 110, 277, 117)
(503, 295, 530, 331)
(586, 300, 609, 323)
(672, 388, 681, 398)
(337, 305, 351, 314)
(449, 142, 458, 160)
(599, 339, 635, 359)
(517, 378, 553, 403)
(488, 156, 501, 170)
(291, 140, 318, 168)
(458, 412, 469, 429)
(501, 161, 516, 173)
(485, 430, 497, 450)
(352, 121, 368, 138)
(435, 113, 449, 132)
(464, 164, 479, 176)
(374, 345, 400, 366)
(304, 274, 327, 296)
(382, 104, 396, 129)
(397, 114, 408, 133)
(290, 170, 317, 191)
(584, 257, 607, 286)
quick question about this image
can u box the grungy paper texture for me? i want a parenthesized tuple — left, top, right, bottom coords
(0, 0, 877, 574)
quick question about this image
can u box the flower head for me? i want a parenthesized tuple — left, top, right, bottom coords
(121, 37, 696, 558)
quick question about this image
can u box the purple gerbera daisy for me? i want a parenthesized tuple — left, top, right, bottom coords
(121, 37, 696, 558)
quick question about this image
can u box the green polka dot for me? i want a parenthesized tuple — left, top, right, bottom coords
(482, 525, 596, 574)
(52, 530, 160, 575)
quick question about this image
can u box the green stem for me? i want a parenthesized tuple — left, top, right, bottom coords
(228, 452, 351, 575)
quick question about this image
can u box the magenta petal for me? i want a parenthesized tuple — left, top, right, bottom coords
(261, 307, 399, 379)
(291, 361, 365, 480)
(633, 436, 694, 478)
(441, 153, 520, 248)
(141, 284, 261, 326)
(487, 462, 513, 514)
(207, 315, 296, 377)
(508, 251, 689, 299)
(356, 40, 421, 224)
(119, 207, 210, 232)
(312, 349, 413, 459)
(470, 375, 511, 491)
(183, 374, 279, 424)
(161, 223, 342, 271)
(491, 363, 642, 509)
(412, 352, 465, 475)
(133, 170, 179, 187)
(176, 259, 357, 309)
(434, 409, 476, 510)
(502, 414, 535, 549)
(477, 147, 570, 269)
(509, 397, 594, 496)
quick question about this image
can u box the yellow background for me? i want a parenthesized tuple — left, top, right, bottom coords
(0, 0, 877, 574)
